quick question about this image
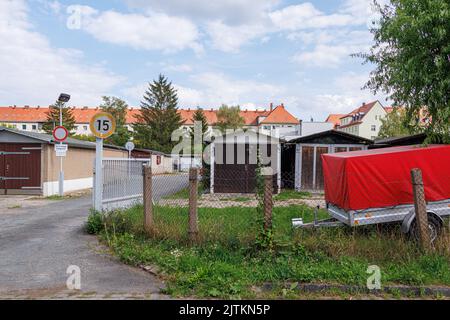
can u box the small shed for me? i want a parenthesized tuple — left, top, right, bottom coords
(210, 131, 281, 194)
(0, 127, 126, 196)
(286, 130, 373, 191)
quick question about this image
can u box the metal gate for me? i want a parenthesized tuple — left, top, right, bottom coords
(0, 143, 41, 194)
(97, 158, 150, 211)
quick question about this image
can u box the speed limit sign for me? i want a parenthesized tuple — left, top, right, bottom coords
(89, 112, 116, 139)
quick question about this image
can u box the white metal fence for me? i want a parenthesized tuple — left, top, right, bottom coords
(95, 158, 150, 211)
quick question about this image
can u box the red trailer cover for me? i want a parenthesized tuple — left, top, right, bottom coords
(322, 145, 450, 211)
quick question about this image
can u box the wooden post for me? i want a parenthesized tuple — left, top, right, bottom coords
(189, 167, 199, 243)
(411, 168, 431, 250)
(263, 173, 273, 231)
(143, 164, 153, 234)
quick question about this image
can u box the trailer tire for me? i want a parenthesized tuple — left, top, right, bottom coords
(408, 214, 442, 243)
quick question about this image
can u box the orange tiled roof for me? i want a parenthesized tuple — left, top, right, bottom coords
(325, 114, 345, 128)
(340, 101, 378, 120)
(260, 104, 300, 124)
(0, 105, 299, 126)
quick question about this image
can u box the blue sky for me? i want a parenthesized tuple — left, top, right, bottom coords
(1, 0, 389, 121)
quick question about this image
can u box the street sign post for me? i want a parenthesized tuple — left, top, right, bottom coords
(125, 141, 135, 159)
(90, 112, 116, 211)
(53, 126, 69, 142)
(52, 125, 69, 196)
(55, 143, 68, 157)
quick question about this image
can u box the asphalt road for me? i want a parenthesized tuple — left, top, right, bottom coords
(0, 196, 167, 299)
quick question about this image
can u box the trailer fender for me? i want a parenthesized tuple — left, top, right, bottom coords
(401, 210, 444, 234)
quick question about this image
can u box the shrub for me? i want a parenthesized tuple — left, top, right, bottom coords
(86, 211, 104, 235)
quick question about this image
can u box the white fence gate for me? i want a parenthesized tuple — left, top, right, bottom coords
(94, 158, 150, 211)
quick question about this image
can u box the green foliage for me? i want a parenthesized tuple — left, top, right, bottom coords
(216, 104, 245, 132)
(86, 211, 104, 235)
(133, 75, 184, 153)
(274, 190, 312, 201)
(356, 0, 450, 143)
(190, 108, 211, 191)
(0, 123, 15, 129)
(99, 204, 450, 298)
(100, 96, 132, 146)
(378, 107, 419, 138)
(42, 101, 76, 134)
(72, 134, 96, 142)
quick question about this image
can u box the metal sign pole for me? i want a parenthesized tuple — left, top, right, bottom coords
(94, 137, 103, 211)
(59, 103, 64, 196)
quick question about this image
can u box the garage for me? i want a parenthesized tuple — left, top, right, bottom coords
(287, 130, 373, 192)
(0, 127, 128, 196)
(210, 131, 281, 194)
(0, 143, 42, 194)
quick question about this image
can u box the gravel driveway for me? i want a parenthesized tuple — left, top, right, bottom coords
(0, 196, 166, 299)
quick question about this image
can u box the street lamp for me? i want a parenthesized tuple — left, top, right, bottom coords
(57, 93, 70, 196)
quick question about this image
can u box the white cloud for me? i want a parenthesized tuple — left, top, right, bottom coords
(0, 0, 123, 106)
(68, 5, 202, 53)
(123, 73, 284, 108)
(124, 0, 279, 25)
(161, 63, 193, 73)
(292, 30, 372, 68)
(206, 21, 270, 53)
(269, 3, 354, 31)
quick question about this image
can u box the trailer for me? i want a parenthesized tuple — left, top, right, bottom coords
(292, 145, 450, 242)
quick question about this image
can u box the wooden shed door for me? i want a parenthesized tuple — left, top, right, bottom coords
(0, 144, 41, 193)
(301, 146, 314, 189)
(314, 147, 328, 190)
(301, 146, 329, 191)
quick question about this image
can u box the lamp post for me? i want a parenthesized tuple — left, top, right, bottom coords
(57, 93, 70, 196)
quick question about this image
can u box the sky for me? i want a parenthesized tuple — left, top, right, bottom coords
(0, 0, 390, 121)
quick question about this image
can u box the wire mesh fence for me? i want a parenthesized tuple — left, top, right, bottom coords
(101, 158, 150, 211)
(98, 156, 450, 252)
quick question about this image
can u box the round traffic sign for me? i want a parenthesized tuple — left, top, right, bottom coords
(125, 141, 135, 151)
(89, 112, 116, 139)
(53, 126, 68, 142)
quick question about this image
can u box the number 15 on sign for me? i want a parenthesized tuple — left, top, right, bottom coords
(89, 112, 116, 139)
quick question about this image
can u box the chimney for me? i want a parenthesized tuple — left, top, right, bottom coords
(270, 103, 273, 112)
(188, 108, 190, 111)
(24, 105, 29, 109)
(210, 108, 213, 112)
(13, 105, 16, 109)
(281, 103, 284, 108)
(83, 106, 88, 110)
(37, 106, 40, 109)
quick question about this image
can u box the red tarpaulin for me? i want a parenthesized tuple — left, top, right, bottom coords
(322, 145, 450, 211)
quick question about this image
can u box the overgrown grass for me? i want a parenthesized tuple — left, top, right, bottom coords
(90, 205, 450, 299)
(274, 190, 312, 201)
(219, 197, 253, 202)
(162, 188, 189, 200)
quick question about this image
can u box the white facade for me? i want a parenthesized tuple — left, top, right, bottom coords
(338, 101, 387, 140)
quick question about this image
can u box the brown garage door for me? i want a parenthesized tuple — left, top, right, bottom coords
(214, 143, 277, 193)
(0, 143, 41, 194)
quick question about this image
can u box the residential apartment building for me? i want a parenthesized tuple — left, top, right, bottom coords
(0, 103, 300, 138)
(328, 101, 389, 140)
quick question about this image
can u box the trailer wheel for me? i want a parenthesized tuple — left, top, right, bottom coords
(409, 214, 442, 243)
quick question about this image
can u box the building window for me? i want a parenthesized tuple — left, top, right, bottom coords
(22, 124, 27, 130)
(263, 126, 270, 130)
(32, 125, 37, 130)
(371, 125, 376, 131)
(156, 155, 161, 165)
(83, 126, 88, 131)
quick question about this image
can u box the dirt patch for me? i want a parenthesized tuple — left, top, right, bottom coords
(157, 193, 326, 209)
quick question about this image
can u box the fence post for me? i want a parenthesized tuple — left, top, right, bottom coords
(263, 173, 273, 232)
(143, 164, 153, 234)
(411, 168, 431, 250)
(189, 167, 199, 243)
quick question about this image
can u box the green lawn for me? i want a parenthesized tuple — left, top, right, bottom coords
(89, 204, 450, 299)
(274, 190, 312, 201)
(162, 188, 190, 200)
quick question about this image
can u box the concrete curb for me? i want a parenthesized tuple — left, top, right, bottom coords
(261, 282, 450, 297)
